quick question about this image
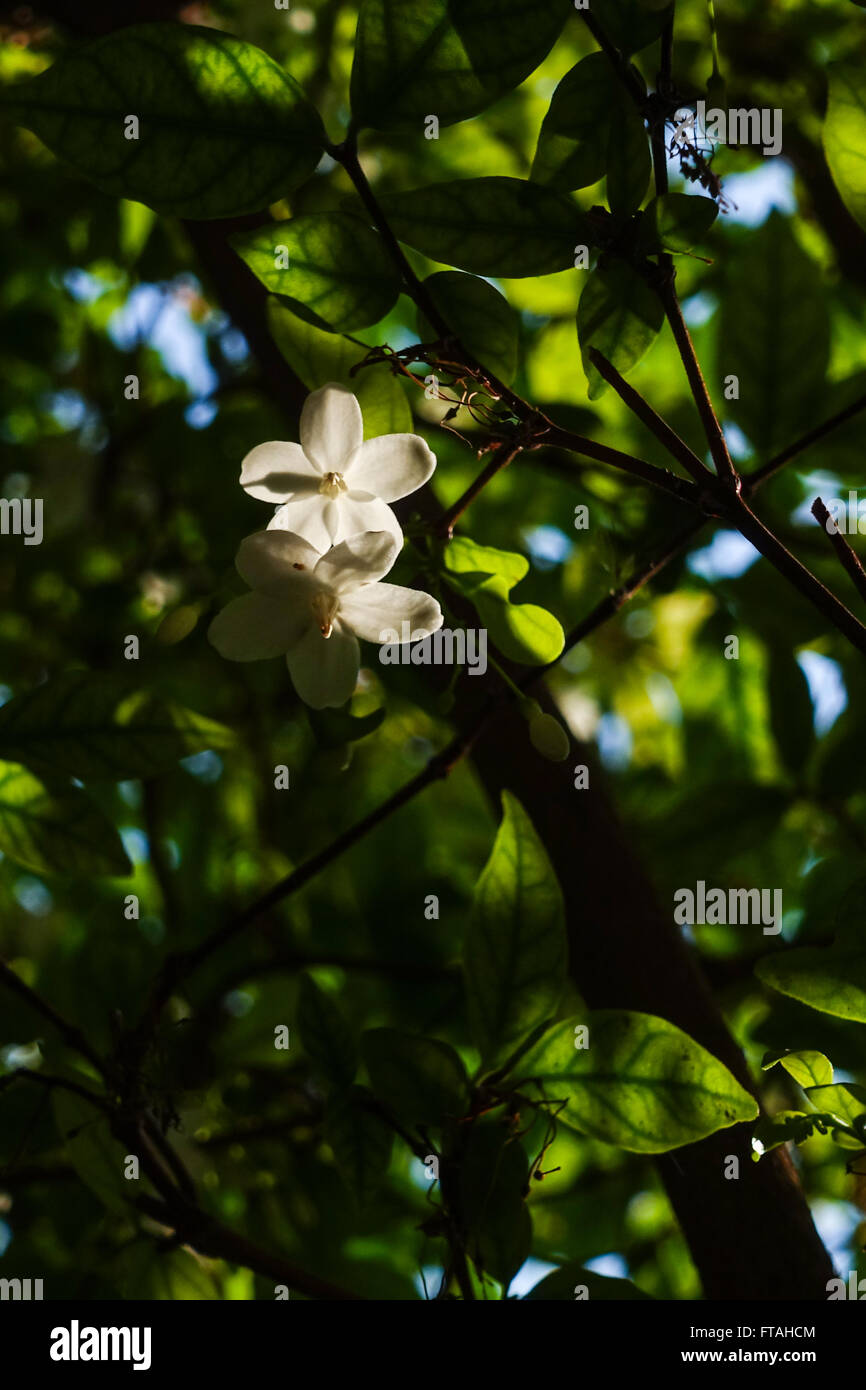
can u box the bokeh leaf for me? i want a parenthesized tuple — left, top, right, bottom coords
(361, 1028, 468, 1127)
(297, 974, 357, 1089)
(0, 761, 131, 877)
(577, 262, 664, 399)
(325, 1085, 394, 1208)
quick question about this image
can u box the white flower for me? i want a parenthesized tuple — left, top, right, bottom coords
(208, 529, 443, 709)
(239, 383, 436, 552)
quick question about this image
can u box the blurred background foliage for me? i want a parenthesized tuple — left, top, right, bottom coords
(0, 0, 864, 1299)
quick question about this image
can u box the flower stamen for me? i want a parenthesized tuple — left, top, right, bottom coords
(319, 471, 348, 499)
(311, 590, 339, 639)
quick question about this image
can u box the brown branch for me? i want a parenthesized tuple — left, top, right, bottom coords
(811, 497, 866, 606)
(587, 347, 709, 484)
(658, 275, 739, 485)
(434, 439, 523, 538)
(0, 959, 109, 1080)
(748, 393, 866, 490)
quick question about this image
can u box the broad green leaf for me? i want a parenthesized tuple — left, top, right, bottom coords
(460, 1119, 531, 1287)
(751, 1110, 822, 1158)
(0, 24, 326, 218)
(350, 0, 572, 130)
(756, 941, 866, 1024)
(0, 672, 234, 781)
(718, 211, 829, 456)
(464, 791, 567, 1064)
(378, 178, 585, 277)
(325, 1085, 394, 1208)
(531, 53, 650, 213)
(0, 760, 131, 878)
(267, 299, 412, 437)
(525, 1263, 653, 1299)
(638, 193, 718, 252)
(417, 272, 518, 383)
(516, 1011, 758, 1153)
(767, 646, 815, 778)
(804, 1083, 866, 1128)
(52, 1085, 131, 1216)
(231, 214, 401, 333)
(762, 1049, 834, 1088)
(590, 0, 674, 55)
(361, 1028, 468, 1126)
(297, 975, 357, 1089)
(444, 536, 565, 664)
(823, 64, 866, 233)
(577, 262, 663, 400)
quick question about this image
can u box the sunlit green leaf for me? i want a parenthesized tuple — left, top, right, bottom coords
(516, 1011, 758, 1152)
(824, 64, 866, 233)
(444, 536, 565, 664)
(756, 940, 866, 1024)
(762, 1049, 834, 1088)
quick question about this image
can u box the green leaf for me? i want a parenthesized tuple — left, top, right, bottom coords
(231, 214, 402, 333)
(531, 53, 650, 213)
(804, 1083, 866, 1128)
(762, 1049, 834, 1088)
(823, 64, 866, 233)
(350, 0, 572, 131)
(52, 1085, 131, 1216)
(297, 975, 357, 1088)
(0, 761, 131, 878)
(464, 791, 567, 1065)
(751, 1110, 822, 1157)
(267, 298, 412, 437)
(525, 1263, 653, 1299)
(0, 24, 326, 218)
(718, 210, 830, 456)
(325, 1085, 394, 1208)
(577, 262, 663, 400)
(590, 0, 674, 56)
(378, 178, 585, 277)
(307, 705, 385, 750)
(0, 672, 234, 781)
(767, 646, 815, 778)
(417, 272, 518, 383)
(756, 941, 866, 1024)
(639, 193, 718, 252)
(516, 1011, 758, 1152)
(460, 1119, 531, 1288)
(443, 536, 565, 664)
(361, 1028, 469, 1126)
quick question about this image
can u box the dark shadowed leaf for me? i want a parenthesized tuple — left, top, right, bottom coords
(325, 1085, 394, 1207)
(417, 272, 519, 382)
(577, 262, 664, 399)
(525, 1262, 653, 1299)
(639, 193, 718, 252)
(231, 214, 402, 333)
(297, 975, 357, 1088)
(767, 645, 815, 778)
(361, 1028, 468, 1126)
(350, 0, 572, 130)
(0, 24, 326, 218)
(464, 791, 567, 1064)
(378, 178, 585, 277)
(590, 0, 674, 55)
(460, 1119, 531, 1288)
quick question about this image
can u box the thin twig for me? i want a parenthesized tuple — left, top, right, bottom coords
(0, 959, 108, 1080)
(811, 497, 866, 605)
(588, 347, 709, 484)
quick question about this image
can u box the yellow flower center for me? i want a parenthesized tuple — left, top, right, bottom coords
(319, 471, 348, 499)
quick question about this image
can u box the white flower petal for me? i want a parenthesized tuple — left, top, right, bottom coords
(346, 433, 436, 502)
(339, 583, 443, 643)
(268, 494, 334, 553)
(314, 530, 401, 592)
(286, 623, 360, 709)
(240, 441, 321, 502)
(236, 530, 322, 596)
(300, 383, 363, 474)
(330, 492, 404, 547)
(208, 593, 310, 661)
